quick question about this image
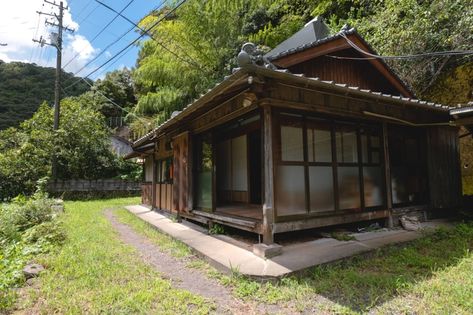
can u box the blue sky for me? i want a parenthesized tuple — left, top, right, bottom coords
(0, 0, 162, 80)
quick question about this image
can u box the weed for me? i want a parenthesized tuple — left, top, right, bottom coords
(330, 231, 355, 241)
(209, 223, 225, 235)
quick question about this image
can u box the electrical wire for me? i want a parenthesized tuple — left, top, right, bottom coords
(340, 32, 473, 60)
(62, 0, 136, 69)
(62, 0, 171, 85)
(29, 10, 43, 62)
(64, 0, 188, 90)
(83, 0, 189, 78)
(95, 0, 206, 72)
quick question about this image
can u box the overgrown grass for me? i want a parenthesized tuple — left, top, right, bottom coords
(114, 208, 192, 258)
(17, 198, 214, 314)
(116, 206, 473, 314)
(0, 195, 65, 311)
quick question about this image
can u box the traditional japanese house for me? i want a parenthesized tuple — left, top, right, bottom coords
(126, 18, 462, 251)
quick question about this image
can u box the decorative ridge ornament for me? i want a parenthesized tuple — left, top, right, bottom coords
(237, 42, 277, 70)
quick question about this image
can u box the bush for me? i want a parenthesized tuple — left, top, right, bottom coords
(0, 196, 55, 242)
(0, 195, 65, 311)
(22, 221, 66, 246)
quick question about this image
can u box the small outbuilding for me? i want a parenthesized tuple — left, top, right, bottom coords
(126, 18, 463, 250)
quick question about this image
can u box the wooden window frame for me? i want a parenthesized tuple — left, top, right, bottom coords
(274, 110, 386, 221)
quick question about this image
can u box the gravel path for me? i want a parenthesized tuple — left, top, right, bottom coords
(104, 209, 285, 314)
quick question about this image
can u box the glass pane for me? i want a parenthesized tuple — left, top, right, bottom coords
(309, 166, 334, 212)
(196, 137, 213, 210)
(371, 135, 380, 148)
(391, 167, 409, 204)
(144, 158, 153, 182)
(363, 166, 384, 207)
(361, 134, 368, 163)
(371, 151, 380, 164)
(196, 171, 212, 209)
(276, 165, 306, 216)
(217, 139, 232, 190)
(281, 125, 304, 161)
(336, 130, 358, 163)
(201, 141, 213, 171)
(308, 128, 332, 163)
(232, 135, 248, 191)
(338, 166, 361, 209)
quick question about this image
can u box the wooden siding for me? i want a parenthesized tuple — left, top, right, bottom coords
(266, 83, 447, 125)
(155, 183, 173, 211)
(288, 49, 403, 96)
(141, 182, 152, 206)
(427, 126, 462, 208)
(173, 132, 190, 213)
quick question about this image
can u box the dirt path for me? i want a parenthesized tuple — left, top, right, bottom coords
(104, 209, 286, 314)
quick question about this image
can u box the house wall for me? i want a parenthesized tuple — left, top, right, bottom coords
(427, 126, 462, 209)
(287, 49, 403, 96)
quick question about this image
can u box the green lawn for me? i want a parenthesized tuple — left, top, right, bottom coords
(16, 198, 473, 314)
(116, 203, 473, 314)
(17, 198, 214, 314)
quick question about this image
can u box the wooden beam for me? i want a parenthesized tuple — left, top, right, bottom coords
(272, 210, 390, 233)
(272, 38, 351, 68)
(262, 103, 276, 244)
(192, 210, 257, 229)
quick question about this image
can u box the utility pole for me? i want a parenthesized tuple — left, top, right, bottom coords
(33, 1, 74, 178)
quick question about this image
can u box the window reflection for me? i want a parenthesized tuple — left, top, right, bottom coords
(281, 125, 304, 161)
(336, 130, 358, 163)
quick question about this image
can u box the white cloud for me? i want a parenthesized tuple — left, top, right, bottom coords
(0, 0, 96, 75)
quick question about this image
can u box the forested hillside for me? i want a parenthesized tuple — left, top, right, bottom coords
(127, 0, 472, 136)
(0, 61, 91, 130)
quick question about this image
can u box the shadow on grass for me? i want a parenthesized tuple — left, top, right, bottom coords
(287, 223, 473, 312)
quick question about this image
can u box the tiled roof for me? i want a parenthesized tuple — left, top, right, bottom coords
(131, 66, 454, 149)
(266, 29, 356, 61)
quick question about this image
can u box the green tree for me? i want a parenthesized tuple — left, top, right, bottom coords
(131, 0, 272, 130)
(0, 98, 132, 199)
(91, 68, 136, 118)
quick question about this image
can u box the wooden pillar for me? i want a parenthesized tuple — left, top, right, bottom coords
(187, 133, 194, 212)
(262, 103, 275, 244)
(382, 122, 393, 227)
(151, 143, 157, 210)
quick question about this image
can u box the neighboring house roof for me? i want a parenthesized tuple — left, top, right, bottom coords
(265, 17, 415, 98)
(130, 65, 453, 152)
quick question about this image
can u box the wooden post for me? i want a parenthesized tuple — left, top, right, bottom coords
(262, 103, 275, 244)
(187, 133, 194, 212)
(151, 143, 157, 210)
(382, 122, 393, 227)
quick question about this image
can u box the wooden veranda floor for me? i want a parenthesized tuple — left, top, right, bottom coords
(216, 204, 263, 221)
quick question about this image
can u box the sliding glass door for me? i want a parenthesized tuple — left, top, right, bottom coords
(195, 134, 213, 211)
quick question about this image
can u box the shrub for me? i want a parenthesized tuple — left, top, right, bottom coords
(0, 195, 65, 311)
(22, 221, 66, 246)
(0, 197, 55, 242)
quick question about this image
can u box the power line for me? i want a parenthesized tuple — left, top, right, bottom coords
(72, 75, 150, 125)
(94, 0, 205, 72)
(62, 0, 136, 69)
(29, 10, 43, 62)
(84, 0, 189, 78)
(63, 0, 171, 83)
(74, 0, 94, 20)
(340, 32, 473, 60)
(64, 0, 185, 90)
